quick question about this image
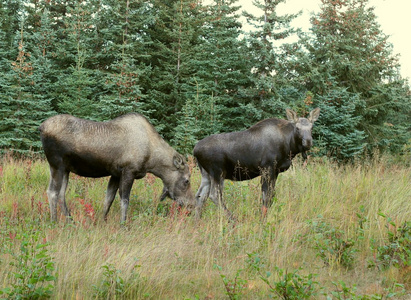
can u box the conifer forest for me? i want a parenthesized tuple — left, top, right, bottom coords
(1, 0, 410, 161)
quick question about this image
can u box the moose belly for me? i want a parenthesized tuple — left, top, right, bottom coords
(224, 160, 261, 181)
(64, 152, 114, 178)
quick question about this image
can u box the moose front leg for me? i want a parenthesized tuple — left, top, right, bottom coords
(260, 168, 278, 217)
(118, 172, 136, 224)
(103, 176, 120, 221)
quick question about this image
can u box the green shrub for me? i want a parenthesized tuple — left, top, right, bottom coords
(92, 263, 126, 299)
(328, 280, 405, 299)
(309, 218, 358, 269)
(213, 261, 248, 300)
(0, 222, 56, 299)
(370, 213, 411, 270)
(246, 253, 320, 299)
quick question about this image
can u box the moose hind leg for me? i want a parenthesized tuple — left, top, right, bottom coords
(209, 178, 235, 220)
(103, 176, 120, 221)
(195, 173, 211, 219)
(58, 171, 71, 220)
(47, 167, 66, 222)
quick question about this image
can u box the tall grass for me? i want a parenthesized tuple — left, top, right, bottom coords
(0, 154, 410, 299)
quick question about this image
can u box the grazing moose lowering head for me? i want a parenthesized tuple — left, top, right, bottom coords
(39, 113, 195, 223)
(193, 108, 320, 220)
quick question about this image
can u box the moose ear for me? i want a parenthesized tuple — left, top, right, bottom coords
(286, 109, 299, 123)
(173, 154, 185, 170)
(308, 107, 320, 123)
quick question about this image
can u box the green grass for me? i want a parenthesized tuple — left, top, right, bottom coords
(0, 154, 410, 299)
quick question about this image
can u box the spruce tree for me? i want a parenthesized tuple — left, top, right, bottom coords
(243, 0, 300, 117)
(172, 79, 221, 153)
(0, 0, 21, 57)
(94, 0, 151, 120)
(289, 0, 410, 159)
(192, 0, 253, 132)
(0, 11, 53, 153)
(53, 0, 98, 118)
(144, 0, 208, 141)
(170, 1, 224, 152)
(0, 0, 22, 141)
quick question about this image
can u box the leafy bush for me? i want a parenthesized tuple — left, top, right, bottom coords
(370, 213, 411, 270)
(92, 263, 126, 299)
(246, 253, 320, 299)
(213, 261, 248, 300)
(328, 280, 405, 300)
(309, 218, 358, 269)
(0, 222, 56, 299)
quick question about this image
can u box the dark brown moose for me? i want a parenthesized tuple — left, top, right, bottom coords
(193, 108, 320, 219)
(39, 113, 195, 223)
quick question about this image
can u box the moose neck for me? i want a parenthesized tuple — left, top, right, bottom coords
(146, 141, 177, 181)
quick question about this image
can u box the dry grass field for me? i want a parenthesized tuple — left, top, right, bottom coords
(0, 154, 410, 299)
